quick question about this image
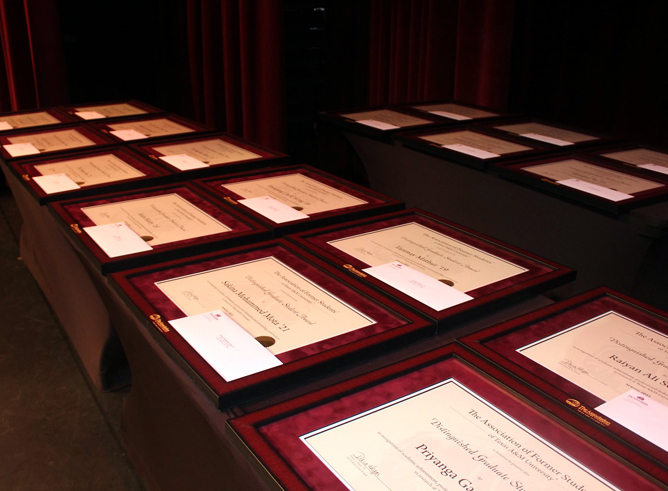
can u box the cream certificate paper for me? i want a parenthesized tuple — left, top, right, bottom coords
(75, 103, 147, 118)
(496, 123, 596, 143)
(328, 223, 527, 292)
(419, 131, 531, 155)
(518, 311, 668, 405)
(154, 139, 261, 166)
(81, 194, 230, 246)
(108, 118, 194, 137)
(525, 159, 663, 194)
(343, 110, 431, 128)
(222, 173, 367, 215)
(155, 257, 375, 354)
(34, 154, 145, 187)
(302, 379, 620, 491)
(604, 148, 668, 170)
(7, 129, 95, 152)
(412, 103, 498, 119)
(0, 112, 60, 130)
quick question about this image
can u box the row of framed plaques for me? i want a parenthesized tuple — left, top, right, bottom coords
(9, 132, 289, 204)
(227, 340, 668, 490)
(46, 165, 404, 273)
(105, 205, 576, 408)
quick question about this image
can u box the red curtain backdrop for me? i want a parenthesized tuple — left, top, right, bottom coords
(368, 0, 515, 110)
(185, 0, 286, 151)
(0, 0, 68, 111)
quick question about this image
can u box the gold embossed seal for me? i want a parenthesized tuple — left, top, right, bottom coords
(255, 336, 276, 348)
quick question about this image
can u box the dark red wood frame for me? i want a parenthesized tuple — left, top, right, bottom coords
(494, 154, 668, 213)
(8, 146, 171, 204)
(60, 99, 165, 121)
(48, 182, 271, 274)
(109, 239, 434, 408)
(130, 132, 289, 179)
(227, 343, 668, 490)
(0, 124, 115, 162)
(460, 286, 668, 475)
(193, 165, 404, 236)
(287, 208, 575, 328)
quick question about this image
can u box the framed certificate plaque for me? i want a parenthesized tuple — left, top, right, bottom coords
(288, 209, 574, 328)
(495, 155, 668, 213)
(403, 100, 511, 124)
(130, 132, 288, 179)
(89, 114, 212, 143)
(60, 100, 164, 121)
(0, 125, 114, 163)
(49, 183, 271, 273)
(109, 240, 432, 407)
(460, 287, 668, 474)
(318, 106, 444, 142)
(396, 127, 547, 170)
(8, 147, 170, 204)
(475, 118, 611, 151)
(227, 343, 668, 490)
(194, 165, 404, 235)
(584, 144, 668, 179)
(0, 107, 75, 133)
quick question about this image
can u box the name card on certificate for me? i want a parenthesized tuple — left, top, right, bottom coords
(3, 142, 41, 157)
(239, 196, 310, 223)
(75, 111, 106, 120)
(364, 261, 472, 310)
(33, 173, 81, 194)
(84, 222, 153, 258)
(159, 154, 209, 170)
(110, 129, 148, 141)
(597, 389, 668, 452)
(169, 310, 283, 382)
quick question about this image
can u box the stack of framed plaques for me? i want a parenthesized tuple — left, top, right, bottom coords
(109, 239, 432, 407)
(7, 146, 170, 204)
(0, 124, 114, 163)
(474, 118, 612, 151)
(88, 114, 212, 143)
(130, 132, 288, 179)
(288, 208, 574, 327)
(584, 144, 668, 179)
(194, 165, 404, 235)
(60, 100, 165, 121)
(395, 126, 550, 170)
(228, 343, 668, 490)
(495, 155, 668, 213)
(0, 107, 75, 133)
(318, 106, 445, 142)
(48, 183, 271, 273)
(460, 287, 668, 477)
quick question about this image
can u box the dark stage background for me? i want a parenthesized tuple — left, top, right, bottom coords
(2, 0, 668, 162)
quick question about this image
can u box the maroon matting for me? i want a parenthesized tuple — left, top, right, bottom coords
(460, 287, 668, 473)
(110, 239, 433, 407)
(195, 165, 404, 236)
(288, 208, 574, 327)
(228, 343, 668, 490)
